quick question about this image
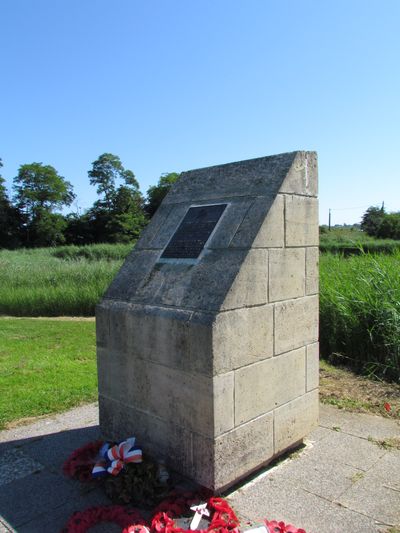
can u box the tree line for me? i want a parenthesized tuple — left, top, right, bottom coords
(0, 154, 179, 248)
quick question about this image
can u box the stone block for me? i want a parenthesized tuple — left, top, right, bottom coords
(279, 151, 318, 197)
(108, 301, 129, 353)
(163, 153, 297, 205)
(274, 295, 319, 355)
(99, 396, 194, 477)
(206, 198, 254, 249)
(134, 203, 174, 250)
(213, 305, 274, 373)
(229, 195, 275, 249)
(285, 195, 319, 247)
(306, 342, 319, 392)
(126, 249, 245, 311)
(125, 305, 193, 371)
(222, 249, 268, 309)
(99, 352, 233, 438)
(234, 347, 306, 425)
(96, 302, 110, 348)
(274, 390, 319, 454)
(213, 372, 235, 436)
(306, 247, 319, 295)
(147, 203, 188, 249)
(193, 412, 274, 490)
(268, 248, 305, 302)
(252, 194, 284, 248)
(104, 249, 160, 301)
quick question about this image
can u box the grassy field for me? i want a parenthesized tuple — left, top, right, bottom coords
(320, 227, 400, 254)
(0, 318, 97, 429)
(0, 245, 128, 316)
(320, 251, 400, 381)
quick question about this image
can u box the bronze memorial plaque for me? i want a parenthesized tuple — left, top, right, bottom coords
(161, 204, 227, 259)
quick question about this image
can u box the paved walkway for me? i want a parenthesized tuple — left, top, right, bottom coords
(0, 403, 399, 532)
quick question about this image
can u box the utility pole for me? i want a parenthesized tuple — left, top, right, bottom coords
(328, 208, 331, 230)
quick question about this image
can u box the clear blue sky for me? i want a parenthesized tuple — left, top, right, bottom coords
(1, 0, 399, 225)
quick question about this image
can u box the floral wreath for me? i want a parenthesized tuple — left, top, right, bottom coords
(63, 440, 104, 482)
(62, 505, 145, 533)
(62, 441, 307, 533)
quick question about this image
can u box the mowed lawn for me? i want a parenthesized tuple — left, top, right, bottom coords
(0, 318, 97, 429)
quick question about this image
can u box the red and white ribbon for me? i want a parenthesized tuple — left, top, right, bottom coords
(92, 437, 142, 478)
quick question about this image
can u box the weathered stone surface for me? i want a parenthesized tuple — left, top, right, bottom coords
(213, 305, 273, 373)
(279, 151, 318, 197)
(221, 249, 268, 309)
(274, 390, 319, 454)
(274, 295, 319, 355)
(123, 248, 246, 311)
(306, 247, 319, 295)
(99, 353, 233, 438)
(229, 195, 275, 249)
(99, 396, 193, 477)
(306, 342, 319, 392)
(234, 348, 306, 425)
(134, 203, 175, 250)
(103, 249, 160, 301)
(252, 194, 284, 248)
(206, 198, 254, 249)
(193, 412, 274, 490)
(163, 153, 297, 205)
(268, 248, 305, 302)
(285, 195, 319, 247)
(96, 302, 110, 348)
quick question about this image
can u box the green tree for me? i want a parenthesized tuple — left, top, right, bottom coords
(88, 153, 137, 211)
(0, 159, 23, 248)
(377, 213, 400, 239)
(145, 172, 180, 217)
(87, 153, 147, 243)
(361, 206, 386, 237)
(13, 162, 75, 246)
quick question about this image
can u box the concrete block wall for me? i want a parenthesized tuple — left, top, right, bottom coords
(97, 151, 319, 491)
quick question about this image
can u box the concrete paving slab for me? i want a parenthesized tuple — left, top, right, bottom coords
(0, 469, 76, 528)
(307, 430, 386, 471)
(307, 425, 332, 443)
(18, 486, 113, 533)
(319, 404, 400, 440)
(262, 448, 362, 501)
(227, 475, 381, 533)
(336, 449, 400, 526)
(0, 448, 43, 487)
(21, 425, 100, 473)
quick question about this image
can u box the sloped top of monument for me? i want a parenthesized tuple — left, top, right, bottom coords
(102, 150, 318, 313)
(162, 151, 317, 204)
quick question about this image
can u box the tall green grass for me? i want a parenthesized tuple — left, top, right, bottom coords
(319, 227, 400, 254)
(51, 243, 133, 261)
(0, 245, 129, 316)
(320, 251, 400, 381)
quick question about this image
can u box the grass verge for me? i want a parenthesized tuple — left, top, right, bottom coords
(0, 318, 97, 429)
(319, 360, 400, 419)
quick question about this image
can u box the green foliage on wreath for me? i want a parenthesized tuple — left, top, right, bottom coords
(104, 457, 170, 506)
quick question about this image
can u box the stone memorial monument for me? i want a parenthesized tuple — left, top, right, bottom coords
(96, 151, 319, 491)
